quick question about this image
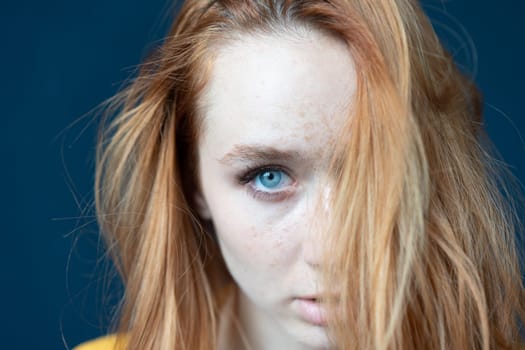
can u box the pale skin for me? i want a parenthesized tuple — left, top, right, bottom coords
(195, 28, 357, 350)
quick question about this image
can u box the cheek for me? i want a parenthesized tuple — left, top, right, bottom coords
(212, 200, 298, 273)
(213, 206, 301, 302)
(197, 152, 304, 295)
(199, 166, 300, 271)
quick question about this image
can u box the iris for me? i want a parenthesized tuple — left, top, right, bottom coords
(256, 170, 284, 190)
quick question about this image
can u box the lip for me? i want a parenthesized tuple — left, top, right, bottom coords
(293, 297, 328, 326)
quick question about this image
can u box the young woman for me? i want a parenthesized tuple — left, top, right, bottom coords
(75, 0, 525, 349)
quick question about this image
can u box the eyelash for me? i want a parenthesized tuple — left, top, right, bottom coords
(236, 164, 295, 201)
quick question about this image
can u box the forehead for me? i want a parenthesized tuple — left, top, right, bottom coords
(198, 29, 357, 159)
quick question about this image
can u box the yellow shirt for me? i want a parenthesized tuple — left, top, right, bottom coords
(73, 335, 118, 350)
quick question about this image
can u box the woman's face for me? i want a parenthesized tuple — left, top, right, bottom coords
(196, 29, 356, 349)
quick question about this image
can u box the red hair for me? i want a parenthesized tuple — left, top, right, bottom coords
(95, 1, 525, 349)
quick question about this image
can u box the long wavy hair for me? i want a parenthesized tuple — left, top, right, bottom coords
(95, 0, 525, 349)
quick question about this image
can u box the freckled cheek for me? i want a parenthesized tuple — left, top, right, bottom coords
(212, 206, 298, 271)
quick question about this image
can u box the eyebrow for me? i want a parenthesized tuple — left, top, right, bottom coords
(219, 144, 303, 165)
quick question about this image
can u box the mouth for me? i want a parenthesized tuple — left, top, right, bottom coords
(293, 297, 328, 326)
(298, 294, 340, 303)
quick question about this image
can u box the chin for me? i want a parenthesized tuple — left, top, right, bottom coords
(289, 322, 334, 350)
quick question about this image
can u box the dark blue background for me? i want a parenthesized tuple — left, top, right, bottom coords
(5, 1, 524, 349)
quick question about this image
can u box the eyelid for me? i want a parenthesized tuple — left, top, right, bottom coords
(249, 187, 295, 201)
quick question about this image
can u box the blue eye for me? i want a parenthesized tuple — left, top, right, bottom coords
(237, 166, 295, 201)
(255, 170, 285, 190)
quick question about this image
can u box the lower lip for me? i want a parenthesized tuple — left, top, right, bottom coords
(293, 298, 328, 326)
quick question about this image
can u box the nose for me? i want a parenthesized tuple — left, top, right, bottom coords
(301, 184, 332, 268)
(302, 232, 322, 268)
